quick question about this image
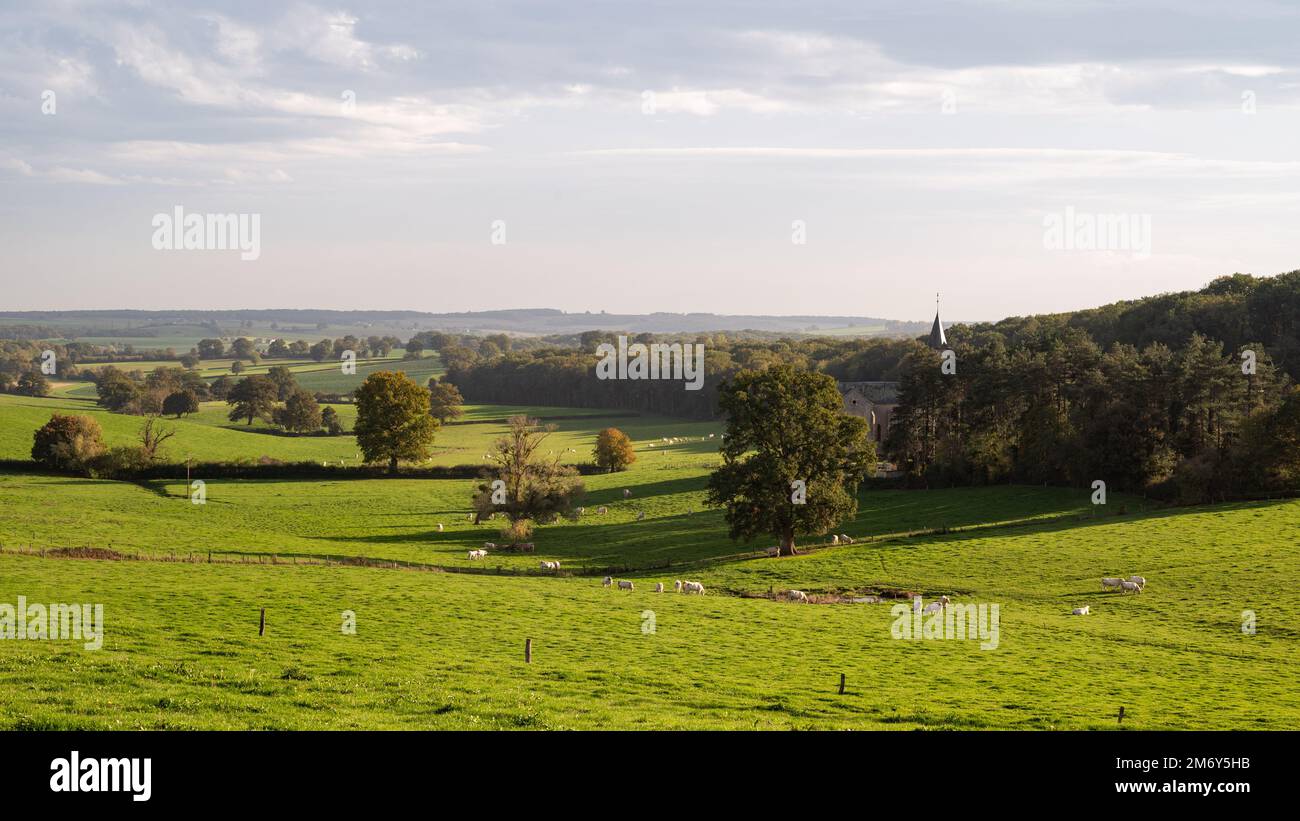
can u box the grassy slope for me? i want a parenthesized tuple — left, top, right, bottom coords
(0, 494, 1293, 730)
(0, 392, 704, 466)
(0, 394, 1294, 730)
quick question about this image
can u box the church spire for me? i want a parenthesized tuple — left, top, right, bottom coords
(928, 292, 948, 349)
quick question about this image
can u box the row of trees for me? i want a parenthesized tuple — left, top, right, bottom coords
(192, 334, 405, 363)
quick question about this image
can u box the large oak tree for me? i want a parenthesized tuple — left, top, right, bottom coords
(353, 371, 439, 472)
(707, 365, 875, 556)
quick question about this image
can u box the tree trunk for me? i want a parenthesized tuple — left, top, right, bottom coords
(779, 533, 798, 556)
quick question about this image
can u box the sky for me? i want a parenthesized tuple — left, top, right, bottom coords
(1, 0, 1299, 322)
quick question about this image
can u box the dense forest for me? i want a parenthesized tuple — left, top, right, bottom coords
(885, 271, 1300, 501)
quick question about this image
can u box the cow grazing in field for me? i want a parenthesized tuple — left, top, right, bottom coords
(597, 506, 608, 514)
(831, 535, 840, 545)
(1120, 580, 1142, 594)
(467, 549, 487, 559)
(636, 511, 645, 521)
(654, 582, 664, 593)
(921, 595, 951, 615)
(483, 542, 496, 550)
(618, 580, 634, 591)
(765, 546, 780, 557)
(682, 581, 705, 595)
(623, 489, 631, 498)
(840, 534, 855, 544)
(788, 590, 809, 603)
(437, 523, 444, 532)
(1128, 575, 1146, 590)
(540, 560, 560, 571)
(1101, 577, 1124, 591)
(673, 580, 683, 592)
(1072, 606, 1090, 615)
(576, 507, 585, 515)
(603, 576, 613, 587)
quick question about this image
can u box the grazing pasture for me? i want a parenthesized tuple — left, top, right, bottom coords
(0, 393, 711, 467)
(0, 491, 1294, 730)
(0, 393, 1293, 730)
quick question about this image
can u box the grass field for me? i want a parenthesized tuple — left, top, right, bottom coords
(0, 391, 1295, 730)
(0, 392, 708, 466)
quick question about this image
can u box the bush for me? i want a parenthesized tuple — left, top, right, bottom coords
(500, 518, 534, 544)
(87, 445, 152, 479)
(31, 414, 105, 472)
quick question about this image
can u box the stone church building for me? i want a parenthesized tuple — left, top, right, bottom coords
(838, 299, 949, 445)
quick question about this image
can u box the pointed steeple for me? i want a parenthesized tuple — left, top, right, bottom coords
(927, 292, 948, 349)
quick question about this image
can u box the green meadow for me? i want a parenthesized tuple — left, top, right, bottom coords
(0, 390, 1296, 730)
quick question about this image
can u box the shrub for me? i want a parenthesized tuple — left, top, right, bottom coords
(31, 414, 106, 472)
(87, 445, 151, 479)
(500, 518, 534, 544)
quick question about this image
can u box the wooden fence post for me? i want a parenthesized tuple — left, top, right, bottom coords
(525, 638, 532, 663)
(259, 608, 266, 637)
(838, 673, 846, 695)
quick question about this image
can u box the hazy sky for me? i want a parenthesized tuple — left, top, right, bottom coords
(2, 0, 1299, 321)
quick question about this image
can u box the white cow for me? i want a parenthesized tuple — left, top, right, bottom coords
(602, 576, 613, 587)
(540, 560, 560, 570)
(483, 542, 496, 550)
(831, 535, 840, 545)
(597, 506, 608, 515)
(437, 523, 444, 532)
(921, 595, 952, 615)
(682, 581, 705, 595)
(840, 534, 855, 544)
(788, 590, 809, 603)
(1072, 606, 1090, 615)
(1120, 580, 1142, 594)
(765, 546, 780, 557)
(467, 549, 486, 559)
(1101, 577, 1124, 591)
(673, 580, 683, 592)
(636, 511, 646, 521)
(623, 489, 631, 498)
(1128, 575, 1146, 590)
(654, 582, 664, 593)
(618, 580, 634, 591)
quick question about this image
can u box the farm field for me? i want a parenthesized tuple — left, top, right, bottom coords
(0, 395, 1296, 730)
(0, 392, 668, 466)
(0, 488, 1294, 730)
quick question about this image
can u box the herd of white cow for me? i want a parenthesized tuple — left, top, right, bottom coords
(1102, 575, 1147, 594)
(599, 576, 706, 594)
